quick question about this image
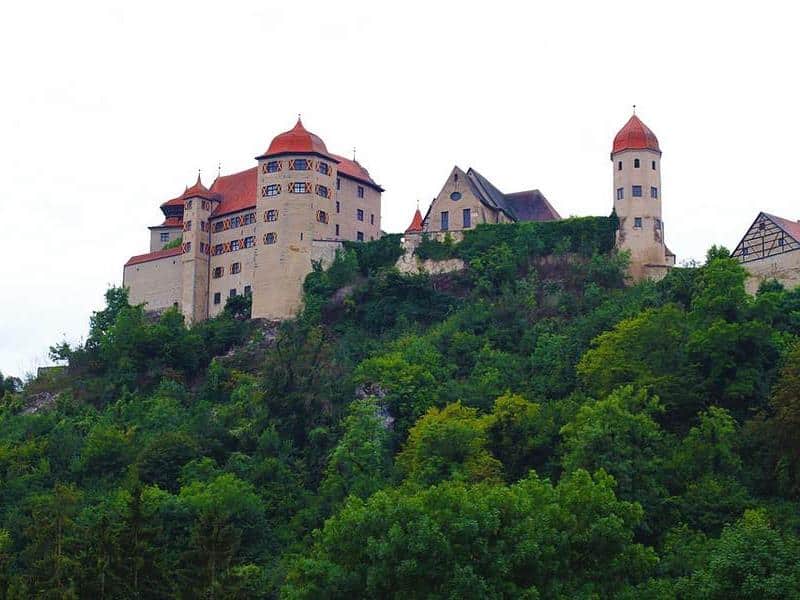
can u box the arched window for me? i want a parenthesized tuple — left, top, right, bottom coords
(634, 158, 640, 168)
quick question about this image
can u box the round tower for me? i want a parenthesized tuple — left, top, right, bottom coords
(180, 174, 219, 323)
(611, 111, 668, 280)
(252, 118, 338, 319)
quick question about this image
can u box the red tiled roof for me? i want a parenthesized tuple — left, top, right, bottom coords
(612, 115, 660, 154)
(765, 213, 800, 243)
(183, 174, 221, 201)
(261, 118, 330, 157)
(331, 154, 383, 190)
(125, 246, 182, 267)
(405, 208, 423, 233)
(149, 217, 183, 229)
(210, 166, 258, 217)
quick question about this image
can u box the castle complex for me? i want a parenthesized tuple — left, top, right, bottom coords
(124, 112, 682, 322)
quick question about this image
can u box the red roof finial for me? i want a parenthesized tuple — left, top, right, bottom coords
(405, 207, 424, 233)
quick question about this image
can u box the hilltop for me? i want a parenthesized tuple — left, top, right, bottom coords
(1, 218, 800, 598)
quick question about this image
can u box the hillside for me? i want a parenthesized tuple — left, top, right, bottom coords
(2, 218, 800, 599)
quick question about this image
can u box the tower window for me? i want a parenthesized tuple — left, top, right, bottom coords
(184, 242, 191, 252)
(317, 210, 329, 224)
(335, 224, 340, 236)
(650, 186, 658, 198)
(336, 178, 341, 190)
(357, 186, 365, 198)
(616, 187, 624, 200)
(212, 267, 223, 279)
(317, 161, 330, 175)
(243, 212, 256, 225)
(230, 215, 241, 228)
(264, 232, 277, 245)
(265, 209, 278, 222)
(185, 200, 192, 210)
(244, 285, 251, 295)
(265, 160, 281, 173)
(231, 262, 241, 274)
(632, 185, 643, 197)
(357, 231, 364, 241)
(213, 221, 224, 232)
(229, 288, 237, 298)
(263, 184, 280, 197)
(213, 244, 224, 255)
(463, 208, 471, 228)
(289, 182, 309, 194)
(655, 218, 662, 230)
(651, 160, 656, 170)
(213, 292, 221, 305)
(317, 185, 329, 198)
(441, 211, 449, 231)
(231, 239, 240, 251)
(336, 201, 340, 213)
(184, 220, 192, 231)
(160, 232, 170, 242)
(244, 236, 255, 248)
(370, 213, 375, 225)
(357, 209, 364, 221)
(291, 159, 309, 171)
(617, 161, 622, 171)
(634, 158, 640, 168)
(634, 217, 643, 228)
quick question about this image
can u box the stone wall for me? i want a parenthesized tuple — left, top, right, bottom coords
(124, 254, 182, 313)
(742, 251, 800, 294)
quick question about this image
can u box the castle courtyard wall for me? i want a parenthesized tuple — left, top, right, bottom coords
(123, 255, 182, 313)
(742, 250, 800, 294)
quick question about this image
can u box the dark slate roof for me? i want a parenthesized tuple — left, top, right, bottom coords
(466, 168, 560, 222)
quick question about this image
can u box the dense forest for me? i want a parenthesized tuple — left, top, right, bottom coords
(2, 218, 800, 599)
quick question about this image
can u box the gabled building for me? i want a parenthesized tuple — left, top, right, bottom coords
(409, 166, 560, 235)
(123, 118, 383, 322)
(732, 212, 800, 293)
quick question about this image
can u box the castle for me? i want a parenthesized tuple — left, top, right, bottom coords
(124, 113, 676, 322)
(123, 119, 383, 322)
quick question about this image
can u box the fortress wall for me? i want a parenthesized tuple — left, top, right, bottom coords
(123, 255, 182, 313)
(743, 251, 800, 294)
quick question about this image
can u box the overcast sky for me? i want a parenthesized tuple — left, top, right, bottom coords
(1, 1, 798, 377)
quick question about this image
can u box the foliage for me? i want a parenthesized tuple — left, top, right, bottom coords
(161, 236, 183, 250)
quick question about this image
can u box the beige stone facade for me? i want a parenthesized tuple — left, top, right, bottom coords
(123, 119, 383, 322)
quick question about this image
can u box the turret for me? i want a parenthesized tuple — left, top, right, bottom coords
(611, 110, 668, 280)
(180, 174, 219, 322)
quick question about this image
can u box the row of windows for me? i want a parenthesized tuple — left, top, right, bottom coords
(617, 159, 657, 171)
(262, 159, 335, 175)
(212, 262, 243, 278)
(212, 213, 256, 232)
(616, 186, 658, 200)
(213, 285, 252, 305)
(212, 236, 255, 255)
(439, 209, 472, 230)
(185, 199, 213, 211)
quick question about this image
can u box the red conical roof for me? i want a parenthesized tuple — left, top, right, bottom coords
(263, 118, 329, 156)
(612, 114, 660, 154)
(405, 208, 424, 233)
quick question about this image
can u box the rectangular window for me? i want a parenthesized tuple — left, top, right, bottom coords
(160, 232, 170, 242)
(335, 224, 340, 236)
(265, 209, 278, 222)
(213, 221, 224, 232)
(231, 262, 241, 274)
(779, 238, 785, 247)
(632, 185, 643, 197)
(463, 208, 471, 228)
(184, 220, 192, 231)
(230, 216, 241, 228)
(650, 186, 658, 198)
(263, 184, 280, 197)
(213, 244, 224, 255)
(291, 159, 309, 171)
(357, 209, 364, 221)
(370, 214, 375, 225)
(357, 231, 364, 241)
(184, 241, 191, 252)
(264, 232, 277, 245)
(336, 178, 341, 190)
(655, 218, 662, 230)
(244, 236, 255, 248)
(212, 267, 224, 279)
(651, 160, 656, 170)
(316, 185, 329, 198)
(617, 161, 622, 171)
(244, 285, 251, 295)
(231, 239, 240, 251)
(336, 201, 340, 213)
(266, 160, 281, 173)
(229, 288, 236, 298)
(634, 217, 643, 228)
(316, 210, 329, 224)
(441, 211, 449, 230)
(243, 212, 255, 225)
(289, 182, 309, 194)
(185, 199, 192, 210)
(357, 186, 364, 198)
(317, 162, 329, 175)
(616, 187, 624, 200)
(200, 221, 207, 232)
(213, 292, 221, 305)
(742, 247, 749, 256)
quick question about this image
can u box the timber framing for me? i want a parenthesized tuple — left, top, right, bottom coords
(732, 212, 800, 264)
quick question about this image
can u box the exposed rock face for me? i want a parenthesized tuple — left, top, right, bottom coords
(394, 248, 465, 276)
(354, 383, 395, 429)
(21, 392, 58, 415)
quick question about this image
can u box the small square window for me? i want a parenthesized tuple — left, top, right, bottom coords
(266, 160, 281, 173)
(357, 209, 364, 221)
(231, 262, 241, 274)
(616, 187, 624, 200)
(634, 217, 643, 228)
(632, 185, 642, 197)
(231, 239, 240, 251)
(264, 232, 277, 245)
(357, 231, 364, 241)
(229, 288, 236, 298)
(213, 267, 224, 279)
(742, 247, 749, 256)
(213, 292, 221, 305)
(650, 186, 658, 198)
(244, 236, 255, 248)
(244, 285, 252, 295)
(160, 232, 170, 242)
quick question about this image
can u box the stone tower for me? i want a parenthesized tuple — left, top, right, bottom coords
(252, 118, 337, 319)
(611, 111, 671, 281)
(180, 175, 218, 323)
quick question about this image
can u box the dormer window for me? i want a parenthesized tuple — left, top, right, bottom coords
(634, 158, 640, 168)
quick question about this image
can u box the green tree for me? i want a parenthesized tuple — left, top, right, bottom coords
(766, 343, 800, 497)
(485, 393, 552, 481)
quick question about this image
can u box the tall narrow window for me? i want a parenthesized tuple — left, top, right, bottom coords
(632, 185, 642, 197)
(229, 288, 236, 298)
(357, 231, 364, 241)
(634, 158, 640, 168)
(213, 292, 221, 305)
(650, 186, 658, 198)
(617, 161, 622, 171)
(336, 201, 340, 213)
(336, 178, 341, 190)
(335, 224, 340, 236)
(231, 262, 241, 274)
(616, 187, 624, 200)
(370, 214, 374, 225)
(634, 217, 643, 228)
(651, 160, 656, 170)
(185, 220, 192, 231)
(357, 186, 364, 198)
(244, 285, 252, 295)
(357, 209, 364, 222)
(463, 208, 471, 228)
(441, 211, 449, 231)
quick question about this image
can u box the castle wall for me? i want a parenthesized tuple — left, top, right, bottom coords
(208, 208, 257, 317)
(423, 166, 501, 233)
(742, 250, 800, 294)
(123, 255, 182, 312)
(335, 175, 382, 241)
(180, 197, 213, 323)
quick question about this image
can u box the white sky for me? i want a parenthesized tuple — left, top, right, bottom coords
(1, 0, 799, 377)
